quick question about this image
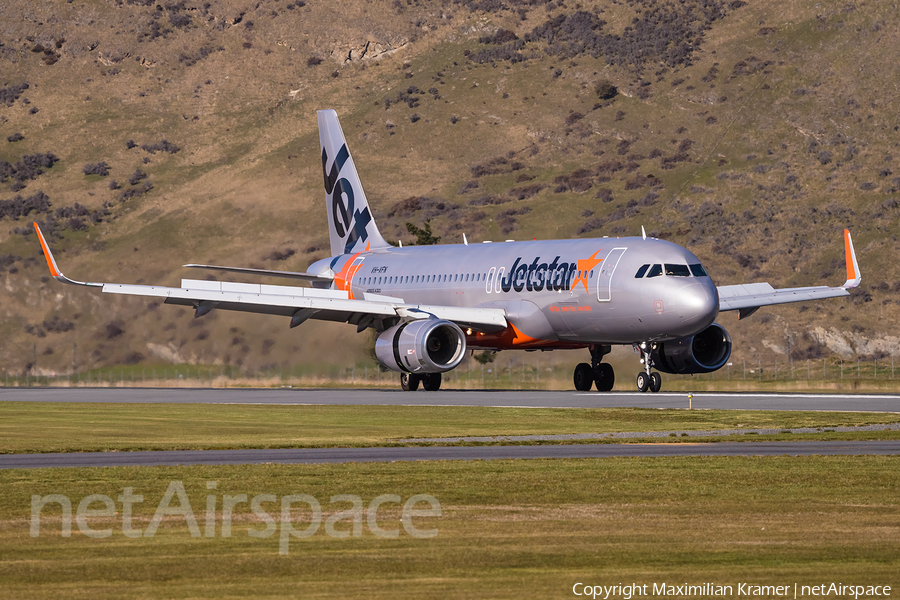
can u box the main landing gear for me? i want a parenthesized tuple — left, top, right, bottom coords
(635, 342, 662, 393)
(572, 343, 664, 393)
(400, 372, 442, 391)
(573, 344, 615, 392)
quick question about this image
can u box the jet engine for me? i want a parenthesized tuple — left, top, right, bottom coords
(374, 319, 466, 373)
(650, 323, 732, 375)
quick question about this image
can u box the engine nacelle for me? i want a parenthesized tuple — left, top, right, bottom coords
(374, 319, 466, 373)
(650, 323, 732, 375)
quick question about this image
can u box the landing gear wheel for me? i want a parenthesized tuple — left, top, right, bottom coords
(400, 372, 420, 392)
(573, 363, 594, 391)
(636, 372, 650, 393)
(421, 372, 442, 391)
(648, 372, 662, 393)
(594, 363, 615, 392)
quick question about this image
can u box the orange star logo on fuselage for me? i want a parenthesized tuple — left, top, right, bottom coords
(572, 249, 603, 294)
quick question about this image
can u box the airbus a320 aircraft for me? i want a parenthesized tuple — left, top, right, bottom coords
(34, 110, 861, 392)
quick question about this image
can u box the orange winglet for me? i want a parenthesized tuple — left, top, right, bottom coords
(33, 222, 61, 277)
(32, 222, 102, 287)
(842, 229, 861, 289)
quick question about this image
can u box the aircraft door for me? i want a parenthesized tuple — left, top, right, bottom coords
(597, 248, 626, 302)
(486, 266, 497, 293)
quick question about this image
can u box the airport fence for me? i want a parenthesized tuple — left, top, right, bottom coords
(3, 355, 900, 390)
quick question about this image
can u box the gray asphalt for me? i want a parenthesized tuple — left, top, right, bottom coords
(3, 387, 900, 411)
(2, 441, 899, 469)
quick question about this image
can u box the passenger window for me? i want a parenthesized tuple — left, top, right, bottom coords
(635, 264, 650, 278)
(665, 264, 691, 277)
(646, 264, 663, 278)
(689, 264, 708, 277)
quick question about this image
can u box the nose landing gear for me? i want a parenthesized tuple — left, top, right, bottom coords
(635, 342, 662, 393)
(573, 344, 615, 391)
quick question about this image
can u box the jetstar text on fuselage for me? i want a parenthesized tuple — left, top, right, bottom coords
(496, 255, 580, 293)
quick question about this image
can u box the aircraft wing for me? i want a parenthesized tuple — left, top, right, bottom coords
(182, 263, 334, 284)
(717, 229, 861, 319)
(34, 223, 508, 333)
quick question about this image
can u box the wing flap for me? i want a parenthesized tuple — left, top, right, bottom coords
(397, 305, 509, 331)
(103, 281, 506, 330)
(104, 282, 400, 316)
(183, 264, 334, 283)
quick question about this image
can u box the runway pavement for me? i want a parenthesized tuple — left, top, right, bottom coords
(2, 387, 900, 411)
(2, 441, 899, 469)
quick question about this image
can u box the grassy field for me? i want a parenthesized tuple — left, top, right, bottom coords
(1, 402, 899, 454)
(2, 457, 898, 598)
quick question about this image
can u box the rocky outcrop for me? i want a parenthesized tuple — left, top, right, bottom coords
(811, 327, 900, 358)
(333, 39, 407, 63)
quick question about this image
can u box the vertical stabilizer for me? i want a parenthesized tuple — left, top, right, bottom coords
(317, 109, 390, 256)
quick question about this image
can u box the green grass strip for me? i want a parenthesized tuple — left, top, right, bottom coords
(1, 403, 899, 453)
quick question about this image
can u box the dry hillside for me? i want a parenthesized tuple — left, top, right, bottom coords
(1, 0, 898, 376)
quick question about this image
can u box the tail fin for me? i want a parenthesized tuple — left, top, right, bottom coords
(317, 109, 390, 256)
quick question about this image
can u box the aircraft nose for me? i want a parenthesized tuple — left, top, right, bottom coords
(671, 281, 718, 332)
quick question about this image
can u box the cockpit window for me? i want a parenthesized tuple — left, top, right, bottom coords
(665, 264, 691, 277)
(689, 263, 708, 277)
(635, 264, 650, 278)
(646, 264, 663, 278)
